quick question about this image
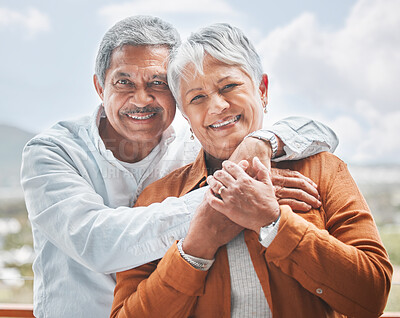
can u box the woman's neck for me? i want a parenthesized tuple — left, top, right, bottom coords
(204, 152, 225, 175)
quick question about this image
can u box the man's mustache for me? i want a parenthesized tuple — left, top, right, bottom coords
(121, 106, 163, 115)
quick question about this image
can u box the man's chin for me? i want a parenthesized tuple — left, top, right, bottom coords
(125, 132, 163, 143)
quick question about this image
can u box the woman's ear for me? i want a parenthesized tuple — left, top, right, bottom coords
(259, 74, 269, 105)
(180, 110, 189, 122)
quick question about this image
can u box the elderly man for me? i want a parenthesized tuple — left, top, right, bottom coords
(21, 16, 338, 317)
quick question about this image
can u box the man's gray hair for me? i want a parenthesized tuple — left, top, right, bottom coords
(95, 15, 181, 88)
(168, 23, 263, 109)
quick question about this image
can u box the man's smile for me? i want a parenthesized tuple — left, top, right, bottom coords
(126, 113, 157, 120)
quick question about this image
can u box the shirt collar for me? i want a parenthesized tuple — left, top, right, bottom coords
(89, 104, 106, 153)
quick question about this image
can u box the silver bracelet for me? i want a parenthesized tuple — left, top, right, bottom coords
(177, 239, 213, 271)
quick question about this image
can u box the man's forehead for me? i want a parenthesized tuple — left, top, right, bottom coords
(113, 70, 167, 80)
(112, 45, 169, 65)
(106, 45, 169, 77)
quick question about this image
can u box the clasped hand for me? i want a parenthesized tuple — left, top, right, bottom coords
(207, 157, 322, 231)
(183, 157, 321, 260)
(206, 157, 280, 233)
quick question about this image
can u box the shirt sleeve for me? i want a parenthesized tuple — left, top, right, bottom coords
(259, 218, 280, 248)
(262, 116, 339, 162)
(110, 242, 207, 318)
(20, 139, 206, 273)
(265, 154, 392, 318)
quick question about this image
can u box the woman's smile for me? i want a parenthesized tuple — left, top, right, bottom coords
(209, 115, 241, 129)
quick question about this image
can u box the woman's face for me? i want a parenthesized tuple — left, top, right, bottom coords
(180, 55, 266, 160)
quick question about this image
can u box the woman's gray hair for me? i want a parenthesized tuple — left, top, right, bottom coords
(95, 15, 181, 88)
(168, 23, 263, 109)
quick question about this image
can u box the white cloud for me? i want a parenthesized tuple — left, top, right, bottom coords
(99, 0, 238, 25)
(0, 7, 50, 37)
(257, 0, 400, 164)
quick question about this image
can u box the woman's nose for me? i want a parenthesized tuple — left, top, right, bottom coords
(208, 93, 229, 115)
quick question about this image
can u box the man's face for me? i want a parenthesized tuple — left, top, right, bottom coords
(94, 45, 176, 149)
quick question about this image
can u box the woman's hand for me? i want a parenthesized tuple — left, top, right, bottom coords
(182, 200, 243, 259)
(206, 157, 280, 233)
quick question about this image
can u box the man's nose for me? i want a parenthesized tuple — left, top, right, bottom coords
(130, 88, 154, 107)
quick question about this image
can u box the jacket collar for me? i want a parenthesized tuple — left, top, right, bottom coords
(180, 150, 209, 196)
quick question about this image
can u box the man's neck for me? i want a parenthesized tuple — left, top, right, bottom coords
(99, 118, 161, 163)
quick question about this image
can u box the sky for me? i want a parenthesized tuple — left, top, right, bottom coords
(0, 0, 399, 165)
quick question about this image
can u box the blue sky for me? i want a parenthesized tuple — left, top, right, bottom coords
(1, 0, 399, 164)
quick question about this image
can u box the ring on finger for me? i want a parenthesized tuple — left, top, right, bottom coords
(218, 185, 226, 196)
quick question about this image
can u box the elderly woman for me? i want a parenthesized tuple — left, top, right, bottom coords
(110, 23, 392, 318)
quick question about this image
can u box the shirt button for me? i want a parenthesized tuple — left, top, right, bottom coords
(316, 288, 323, 294)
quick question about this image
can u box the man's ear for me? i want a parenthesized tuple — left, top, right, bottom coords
(259, 73, 269, 105)
(93, 74, 104, 101)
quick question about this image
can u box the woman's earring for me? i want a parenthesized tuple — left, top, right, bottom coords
(190, 128, 194, 140)
(263, 103, 268, 114)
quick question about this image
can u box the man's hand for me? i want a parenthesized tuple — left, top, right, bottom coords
(182, 200, 243, 260)
(271, 168, 321, 212)
(206, 158, 280, 234)
(229, 136, 274, 176)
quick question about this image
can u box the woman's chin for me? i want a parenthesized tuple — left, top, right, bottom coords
(203, 148, 235, 163)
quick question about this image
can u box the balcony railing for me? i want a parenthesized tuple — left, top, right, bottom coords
(0, 304, 34, 317)
(0, 278, 399, 317)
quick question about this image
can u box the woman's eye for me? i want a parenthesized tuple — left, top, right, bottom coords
(190, 95, 205, 103)
(222, 83, 238, 91)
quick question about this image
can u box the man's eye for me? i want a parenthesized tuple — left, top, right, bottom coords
(152, 80, 165, 85)
(150, 80, 169, 90)
(190, 95, 205, 103)
(116, 79, 131, 85)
